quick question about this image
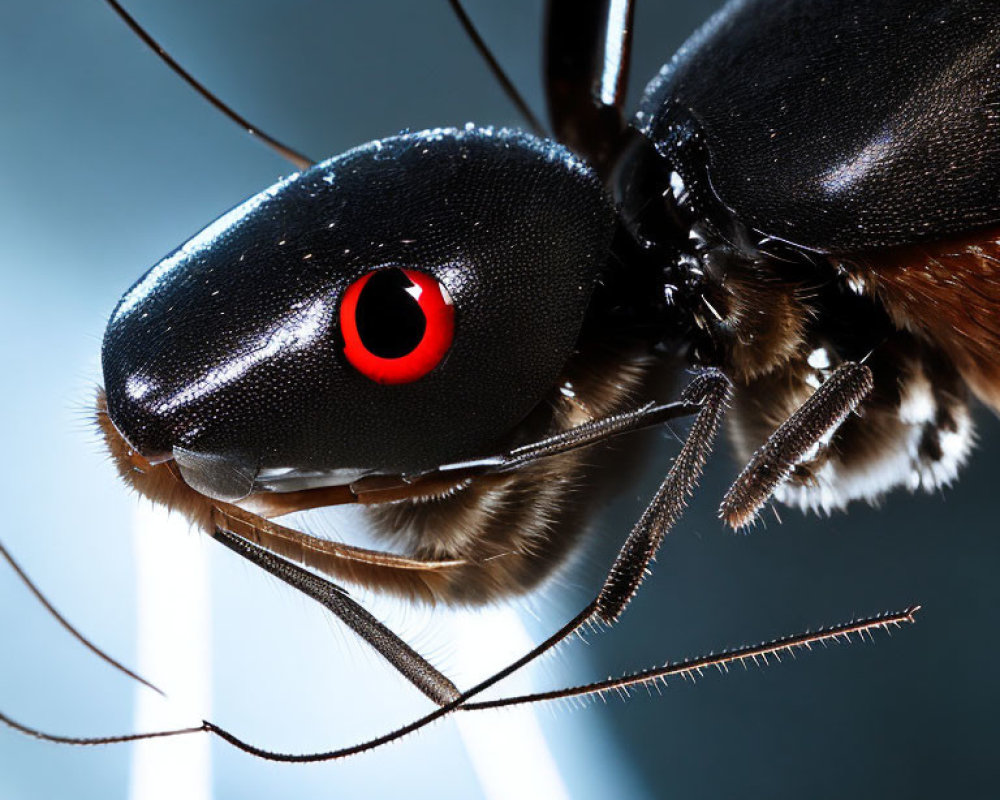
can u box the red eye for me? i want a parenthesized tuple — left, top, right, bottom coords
(340, 268, 455, 384)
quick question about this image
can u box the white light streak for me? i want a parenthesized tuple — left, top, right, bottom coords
(129, 501, 212, 800)
(448, 608, 571, 800)
(820, 131, 894, 195)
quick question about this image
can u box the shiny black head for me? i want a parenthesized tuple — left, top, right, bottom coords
(102, 127, 615, 499)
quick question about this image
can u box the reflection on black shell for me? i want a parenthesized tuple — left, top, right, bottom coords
(639, 0, 1000, 252)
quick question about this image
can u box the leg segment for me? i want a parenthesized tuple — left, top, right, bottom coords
(463, 605, 920, 710)
(0, 538, 162, 696)
(598, 370, 731, 622)
(212, 528, 460, 706)
(720, 362, 873, 529)
(414, 396, 700, 480)
(0, 604, 919, 758)
(545, 0, 635, 172)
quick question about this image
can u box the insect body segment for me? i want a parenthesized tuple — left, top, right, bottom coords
(638, 0, 1000, 252)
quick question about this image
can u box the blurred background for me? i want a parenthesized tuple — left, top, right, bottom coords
(1, 1, 998, 798)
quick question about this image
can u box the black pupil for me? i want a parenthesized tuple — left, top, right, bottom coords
(355, 269, 427, 358)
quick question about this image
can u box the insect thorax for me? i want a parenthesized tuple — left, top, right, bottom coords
(612, 123, 975, 517)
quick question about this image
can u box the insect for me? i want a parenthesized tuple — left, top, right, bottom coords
(5, 3, 1000, 796)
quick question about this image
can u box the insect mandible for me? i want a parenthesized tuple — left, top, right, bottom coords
(5, 3, 1000, 796)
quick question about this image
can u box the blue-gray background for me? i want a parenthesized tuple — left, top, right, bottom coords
(1, 1, 998, 798)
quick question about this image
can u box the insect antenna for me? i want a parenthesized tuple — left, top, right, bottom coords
(446, 0, 546, 136)
(103, 0, 313, 169)
(0, 712, 206, 748)
(0, 538, 164, 697)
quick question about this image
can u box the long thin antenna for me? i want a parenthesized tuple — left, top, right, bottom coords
(0, 711, 205, 747)
(0, 539, 164, 697)
(447, 0, 547, 137)
(104, 0, 313, 170)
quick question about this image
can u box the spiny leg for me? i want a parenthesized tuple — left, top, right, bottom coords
(0, 712, 206, 748)
(229, 398, 698, 519)
(598, 370, 731, 622)
(462, 606, 920, 711)
(412, 396, 700, 480)
(720, 362, 874, 529)
(211, 528, 459, 706)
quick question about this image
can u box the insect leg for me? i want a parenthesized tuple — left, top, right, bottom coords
(229, 395, 697, 519)
(209, 372, 720, 704)
(0, 370, 735, 759)
(545, 0, 635, 172)
(1, 386, 921, 763)
(211, 528, 460, 706)
(719, 362, 874, 529)
(0, 603, 920, 760)
(230, 394, 698, 519)
(392, 368, 727, 627)
(208, 501, 471, 602)
(413, 396, 701, 480)
(0, 712, 206, 748)
(597, 369, 731, 622)
(461, 606, 920, 711)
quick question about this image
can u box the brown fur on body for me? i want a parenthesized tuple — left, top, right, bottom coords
(849, 226, 1000, 412)
(728, 332, 973, 515)
(697, 257, 810, 383)
(698, 229, 985, 517)
(98, 396, 215, 535)
(366, 340, 653, 604)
